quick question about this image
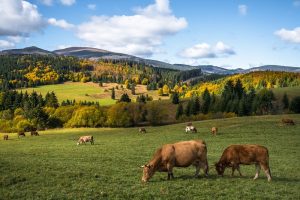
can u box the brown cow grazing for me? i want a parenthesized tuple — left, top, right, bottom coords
(141, 140, 208, 182)
(77, 136, 94, 145)
(139, 127, 147, 133)
(215, 144, 271, 181)
(31, 131, 39, 136)
(18, 132, 25, 138)
(282, 118, 295, 125)
(211, 127, 218, 136)
(3, 135, 8, 140)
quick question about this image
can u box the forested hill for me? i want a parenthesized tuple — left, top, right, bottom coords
(0, 54, 203, 91)
(183, 71, 300, 97)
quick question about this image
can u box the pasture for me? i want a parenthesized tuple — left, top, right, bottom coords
(18, 82, 169, 106)
(1, 114, 300, 199)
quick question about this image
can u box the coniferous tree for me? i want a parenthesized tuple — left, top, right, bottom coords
(176, 103, 183, 119)
(289, 96, 300, 113)
(131, 84, 136, 95)
(171, 92, 180, 104)
(282, 93, 289, 109)
(202, 88, 211, 114)
(185, 100, 192, 116)
(111, 87, 115, 100)
(119, 93, 131, 102)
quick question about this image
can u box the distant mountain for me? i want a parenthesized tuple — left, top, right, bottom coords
(242, 65, 300, 73)
(1, 46, 299, 73)
(0, 46, 54, 56)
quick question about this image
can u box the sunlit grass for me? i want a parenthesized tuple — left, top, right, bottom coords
(0, 114, 299, 199)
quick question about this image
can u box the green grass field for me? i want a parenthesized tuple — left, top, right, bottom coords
(1, 114, 300, 199)
(18, 82, 116, 106)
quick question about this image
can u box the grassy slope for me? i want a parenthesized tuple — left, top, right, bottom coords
(0, 114, 300, 199)
(17, 82, 170, 106)
(18, 82, 116, 106)
(272, 86, 300, 100)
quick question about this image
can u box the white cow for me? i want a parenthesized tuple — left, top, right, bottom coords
(186, 126, 197, 133)
(77, 136, 94, 145)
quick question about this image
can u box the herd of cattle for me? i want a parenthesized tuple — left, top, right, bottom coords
(1, 117, 296, 183)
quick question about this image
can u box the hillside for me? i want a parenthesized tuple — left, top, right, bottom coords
(1, 46, 299, 73)
(1, 114, 299, 199)
(184, 71, 300, 97)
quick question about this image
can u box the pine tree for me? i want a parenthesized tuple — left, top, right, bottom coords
(131, 84, 136, 95)
(171, 92, 180, 104)
(176, 103, 183, 119)
(185, 100, 192, 116)
(194, 96, 200, 113)
(119, 93, 131, 102)
(202, 88, 211, 114)
(111, 87, 115, 99)
(282, 93, 289, 109)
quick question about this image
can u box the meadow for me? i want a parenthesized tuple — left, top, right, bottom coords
(18, 82, 169, 106)
(0, 114, 300, 199)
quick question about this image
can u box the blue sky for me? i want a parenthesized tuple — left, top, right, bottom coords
(0, 0, 299, 69)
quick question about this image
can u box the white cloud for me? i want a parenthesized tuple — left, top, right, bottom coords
(294, 1, 300, 7)
(87, 4, 96, 10)
(48, 18, 74, 29)
(40, 0, 53, 6)
(60, 0, 75, 6)
(0, 0, 45, 36)
(0, 39, 15, 49)
(275, 27, 300, 43)
(76, 0, 187, 57)
(238, 5, 247, 16)
(180, 42, 235, 59)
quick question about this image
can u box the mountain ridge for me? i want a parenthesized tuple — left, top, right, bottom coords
(1, 46, 299, 74)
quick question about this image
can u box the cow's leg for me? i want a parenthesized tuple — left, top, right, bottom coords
(166, 163, 174, 180)
(260, 163, 271, 181)
(231, 166, 235, 176)
(253, 164, 260, 180)
(236, 165, 243, 176)
(199, 160, 209, 177)
(194, 162, 200, 177)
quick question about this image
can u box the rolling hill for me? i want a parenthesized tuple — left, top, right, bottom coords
(1, 46, 299, 73)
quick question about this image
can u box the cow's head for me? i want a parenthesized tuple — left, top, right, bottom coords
(141, 164, 154, 182)
(215, 162, 225, 176)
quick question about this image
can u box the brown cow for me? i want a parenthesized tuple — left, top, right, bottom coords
(77, 136, 94, 145)
(282, 118, 295, 125)
(18, 132, 25, 138)
(141, 140, 208, 182)
(211, 127, 218, 136)
(3, 135, 8, 140)
(31, 131, 39, 136)
(139, 127, 147, 133)
(215, 144, 271, 181)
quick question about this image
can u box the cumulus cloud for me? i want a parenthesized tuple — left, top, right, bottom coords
(0, 0, 45, 36)
(180, 42, 235, 59)
(39, 0, 53, 6)
(87, 4, 96, 10)
(0, 39, 15, 49)
(60, 0, 75, 6)
(76, 0, 187, 57)
(238, 5, 247, 16)
(48, 18, 74, 29)
(294, 1, 300, 7)
(275, 27, 300, 43)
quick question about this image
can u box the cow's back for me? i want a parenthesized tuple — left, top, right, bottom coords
(222, 145, 269, 164)
(164, 140, 207, 167)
